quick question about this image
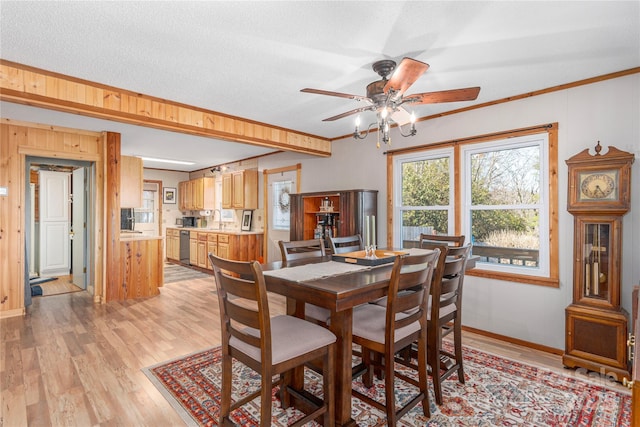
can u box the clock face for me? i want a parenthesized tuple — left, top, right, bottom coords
(579, 171, 617, 201)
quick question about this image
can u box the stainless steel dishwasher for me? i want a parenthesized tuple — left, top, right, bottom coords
(179, 230, 190, 264)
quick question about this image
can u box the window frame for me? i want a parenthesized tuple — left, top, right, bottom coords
(460, 134, 550, 278)
(388, 123, 559, 287)
(393, 147, 455, 244)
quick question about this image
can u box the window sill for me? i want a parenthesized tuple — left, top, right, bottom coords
(466, 269, 559, 288)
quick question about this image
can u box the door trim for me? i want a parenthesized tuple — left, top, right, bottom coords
(262, 164, 301, 262)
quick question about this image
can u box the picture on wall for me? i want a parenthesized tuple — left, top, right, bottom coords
(163, 187, 176, 204)
(241, 210, 253, 231)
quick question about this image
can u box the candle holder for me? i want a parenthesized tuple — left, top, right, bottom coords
(365, 245, 378, 259)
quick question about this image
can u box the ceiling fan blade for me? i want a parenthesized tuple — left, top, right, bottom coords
(402, 87, 480, 104)
(301, 88, 371, 102)
(404, 87, 481, 105)
(322, 105, 376, 122)
(383, 57, 429, 98)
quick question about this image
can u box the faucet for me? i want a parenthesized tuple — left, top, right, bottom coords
(212, 209, 222, 230)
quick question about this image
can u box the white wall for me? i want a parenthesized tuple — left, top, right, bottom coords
(258, 73, 640, 350)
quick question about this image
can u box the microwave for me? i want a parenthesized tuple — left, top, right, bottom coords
(182, 216, 197, 227)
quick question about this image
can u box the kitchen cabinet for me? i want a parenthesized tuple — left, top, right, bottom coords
(289, 189, 377, 251)
(119, 235, 163, 299)
(217, 233, 230, 260)
(189, 231, 198, 266)
(166, 228, 180, 261)
(178, 177, 215, 211)
(207, 234, 218, 268)
(120, 155, 143, 208)
(197, 233, 208, 268)
(221, 169, 258, 209)
(166, 228, 263, 268)
(221, 173, 233, 209)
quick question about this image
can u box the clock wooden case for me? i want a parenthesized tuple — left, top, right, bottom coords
(563, 142, 634, 382)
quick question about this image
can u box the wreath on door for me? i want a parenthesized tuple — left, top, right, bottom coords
(278, 186, 290, 212)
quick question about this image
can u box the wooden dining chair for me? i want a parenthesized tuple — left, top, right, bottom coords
(278, 239, 330, 324)
(419, 233, 465, 248)
(423, 243, 472, 405)
(329, 234, 363, 254)
(209, 253, 336, 427)
(350, 250, 439, 426)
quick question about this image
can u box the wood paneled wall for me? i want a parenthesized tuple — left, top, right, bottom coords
(0, 60, 332, 157)
(0, 119, 108, 318)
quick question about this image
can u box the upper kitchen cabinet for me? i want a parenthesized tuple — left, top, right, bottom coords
(179, 177, 215, 211)
(120, 155, 143, 208)
(222, 169, 258, 209)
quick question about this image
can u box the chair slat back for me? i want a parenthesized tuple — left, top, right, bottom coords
(419, 233, 465, 248)
(278, 239, 326, 265)
(329, 234, 363, 254)
(209, 253, 271, 361)
(386, 250, 439, 333)
(430, 244, 471, 322)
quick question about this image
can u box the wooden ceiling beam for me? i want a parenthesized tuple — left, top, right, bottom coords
(0, 60, 331, 157)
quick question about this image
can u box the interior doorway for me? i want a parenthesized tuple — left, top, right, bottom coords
(263, 164, 301, 263)
(25, 156, 94, 301)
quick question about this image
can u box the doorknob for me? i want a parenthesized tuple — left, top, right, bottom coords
(69, 230, 75, 240)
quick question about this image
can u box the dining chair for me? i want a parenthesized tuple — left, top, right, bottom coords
(209, 253, 336, 427)
(278, 239, 331, 324)
(423, 243, 472, 405)
(419, 233, 465, 248)
(328, 234, 363, 254)
(350, 250, 439, 425)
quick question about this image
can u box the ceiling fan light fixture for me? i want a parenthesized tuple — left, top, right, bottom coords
(353, 108, 417, 147)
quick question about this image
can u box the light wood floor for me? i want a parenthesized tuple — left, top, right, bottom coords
(1, 276, 628, 426)
(34, 274, 83, 296)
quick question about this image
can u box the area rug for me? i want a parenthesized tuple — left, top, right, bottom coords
(164, 263, 211, 284)
(143, 344, 631, 426)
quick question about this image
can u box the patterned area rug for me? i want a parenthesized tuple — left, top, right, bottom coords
(143, 344, 631, 426)
(164, 263, 211, 284)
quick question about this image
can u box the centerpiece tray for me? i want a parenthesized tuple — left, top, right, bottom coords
(331, 249, 409, 266)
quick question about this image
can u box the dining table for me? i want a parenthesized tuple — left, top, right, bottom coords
(262, 248, 477, 426)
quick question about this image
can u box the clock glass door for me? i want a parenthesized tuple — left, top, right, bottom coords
(582, 223, 610, 300)
(573, 216, 621, 309)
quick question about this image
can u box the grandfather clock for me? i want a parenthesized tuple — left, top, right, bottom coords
(563, 142, 634, 381)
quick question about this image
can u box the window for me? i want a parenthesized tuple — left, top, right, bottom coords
(394, 149, 454, 246)
(391, 124, 558, 287)
(462, 135, 549, 277)
(135, 190, 155, 224)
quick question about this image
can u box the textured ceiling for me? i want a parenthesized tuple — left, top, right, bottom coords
(1, 1, 638, 171)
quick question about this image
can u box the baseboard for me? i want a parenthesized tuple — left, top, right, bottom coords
(462, 325, 563, 356)
(0, 307, 26, 319)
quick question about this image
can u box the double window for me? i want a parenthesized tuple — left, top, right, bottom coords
(392, 124, 558, 286)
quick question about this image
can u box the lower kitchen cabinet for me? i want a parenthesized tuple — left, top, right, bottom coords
(189, 232, 198, 266)
(119, 236, 164, 299)
(166, 229, 180, 261)
(166, 228, 263, 270)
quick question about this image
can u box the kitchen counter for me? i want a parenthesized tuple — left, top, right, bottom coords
(169, 227, 263, 235)
(119, 233, 163, 240)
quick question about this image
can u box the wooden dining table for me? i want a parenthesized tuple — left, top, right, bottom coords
(262, 250, 476, 426)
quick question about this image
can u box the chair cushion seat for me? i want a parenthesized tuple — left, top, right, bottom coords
(231, 315, 336, 364)
(426, 299, 457, 320)
(305, 303, 330, 323)
(352, 304, 421, 345)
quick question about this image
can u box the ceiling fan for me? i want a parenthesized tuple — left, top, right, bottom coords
(301, 57, 481, 138)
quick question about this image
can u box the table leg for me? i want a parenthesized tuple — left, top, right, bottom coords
(329, 309, 356, 427)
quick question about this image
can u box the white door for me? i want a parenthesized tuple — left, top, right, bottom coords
(39, 170, 71, 277)
(266, 169, 298, 262)
(72, 168, 86, 289)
